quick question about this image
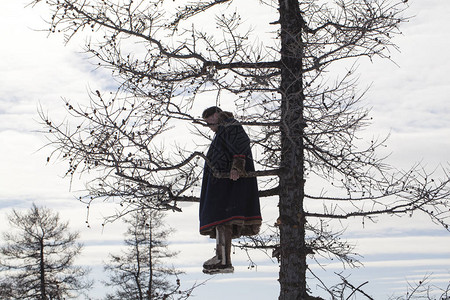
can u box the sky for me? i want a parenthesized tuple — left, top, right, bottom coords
(1, 0, 450, 299)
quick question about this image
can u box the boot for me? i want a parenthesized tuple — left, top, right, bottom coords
(203, 225, 234, 274)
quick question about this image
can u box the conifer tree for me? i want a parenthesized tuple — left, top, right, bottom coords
(103, 209, 192, 300)
(0, 204, 92, 300)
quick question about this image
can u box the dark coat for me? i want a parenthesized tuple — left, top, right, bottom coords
(199, 117, 262, 238)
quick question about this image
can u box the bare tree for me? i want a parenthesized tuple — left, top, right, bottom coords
(30, 0, 450, 299)
(103, 209, 195, 300)
(0, 204, 92, 299)
(387, 274, 450, 300)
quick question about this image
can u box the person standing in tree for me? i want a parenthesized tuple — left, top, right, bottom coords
(200, 106, 262, 274)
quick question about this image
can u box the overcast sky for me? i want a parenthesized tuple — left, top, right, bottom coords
(1, 0, 450, 299)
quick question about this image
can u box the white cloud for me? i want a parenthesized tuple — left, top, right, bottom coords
(357, 235, 450, 253)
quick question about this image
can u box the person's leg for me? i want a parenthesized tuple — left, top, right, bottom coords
(217, 225, 226, 265)
(203, 225, 234, 274)
(222, 225, 232, 266)
(202, 227, 222, 268)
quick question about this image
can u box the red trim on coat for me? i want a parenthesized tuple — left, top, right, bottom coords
(233, 154, 246, 158)
(200, 215, 262, 231)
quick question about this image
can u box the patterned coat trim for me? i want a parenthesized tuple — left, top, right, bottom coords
(200, 215, 262, 232)
(231, 155, 246, 175)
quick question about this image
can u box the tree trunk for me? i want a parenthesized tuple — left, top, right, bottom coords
(148, 224, 153, 300)
(278, 0, 308, 299)
(39, 238, 47, 300)
(135, 233, 144, 300)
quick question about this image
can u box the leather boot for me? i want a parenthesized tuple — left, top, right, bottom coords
(203, 225, 234, 274)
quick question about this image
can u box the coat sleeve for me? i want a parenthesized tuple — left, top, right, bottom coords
(221, 121, 251, 175)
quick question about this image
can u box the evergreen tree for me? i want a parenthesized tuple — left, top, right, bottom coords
(103, 209, 190, 300)
(0, 204, 92, 299)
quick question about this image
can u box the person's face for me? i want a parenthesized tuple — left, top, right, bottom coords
(204, 113, 219, 133)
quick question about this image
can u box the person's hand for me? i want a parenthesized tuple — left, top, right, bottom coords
(230, 169, 240, 181)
